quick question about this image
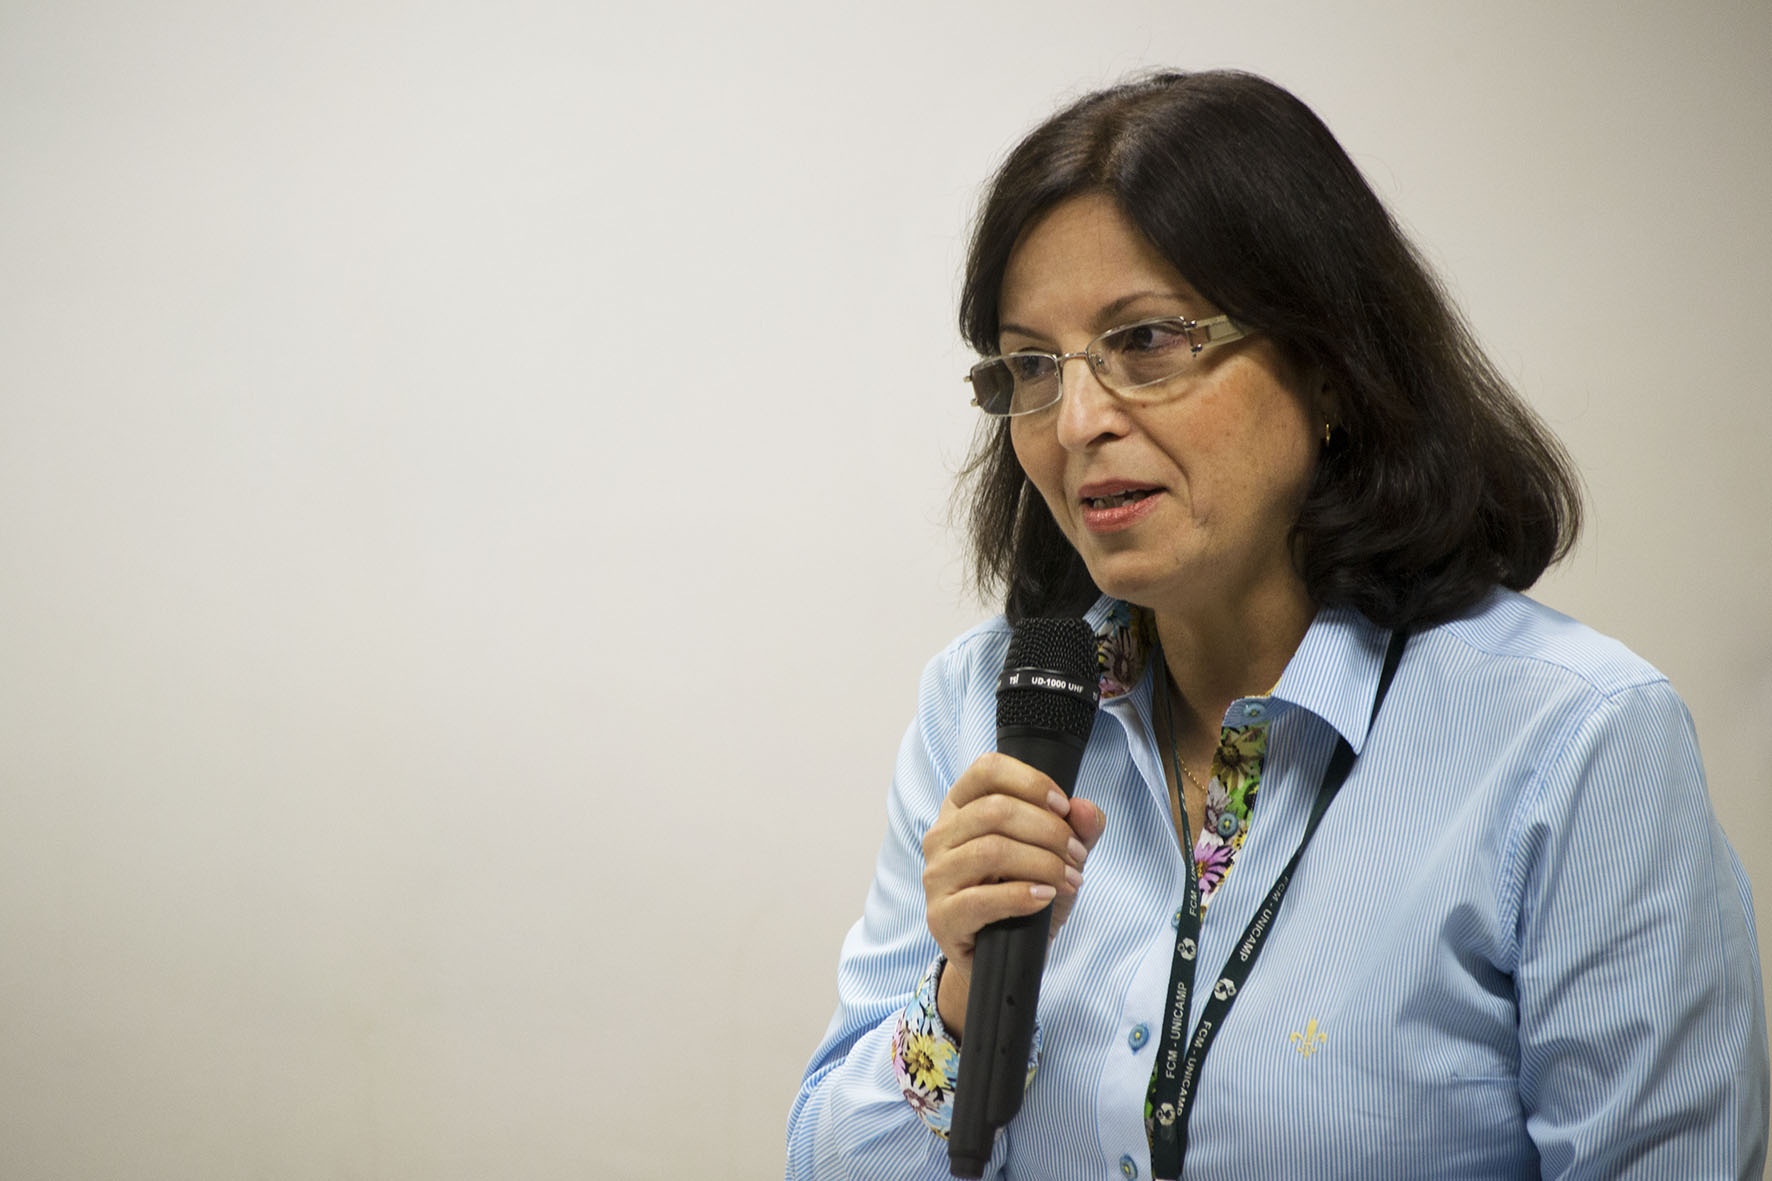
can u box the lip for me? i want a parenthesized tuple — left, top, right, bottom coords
(1075, 479, 1164, 534)
(1077, 478, 1160, 500)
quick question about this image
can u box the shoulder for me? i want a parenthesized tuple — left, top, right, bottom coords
(903, 616, 1015, 764)
(1379, 589, 1695, 811)
(915, 615, 1013, 711)
(1414, 587, 1669, 703)
(928, 614, 1015, 676)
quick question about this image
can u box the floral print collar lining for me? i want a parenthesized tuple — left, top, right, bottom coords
(1093, 599, 1156, 702)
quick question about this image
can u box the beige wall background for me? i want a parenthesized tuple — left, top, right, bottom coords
(2, 1, 1767, 1178)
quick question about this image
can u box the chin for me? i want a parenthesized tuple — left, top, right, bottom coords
(1076, 555, 1175, 611)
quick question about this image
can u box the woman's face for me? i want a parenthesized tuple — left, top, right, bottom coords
(1003, 194, 1327, 623)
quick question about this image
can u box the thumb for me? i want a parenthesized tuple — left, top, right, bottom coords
(1070, 797, 1107, 853)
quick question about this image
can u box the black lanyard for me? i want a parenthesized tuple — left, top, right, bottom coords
(1147, 628, 1407, 1180)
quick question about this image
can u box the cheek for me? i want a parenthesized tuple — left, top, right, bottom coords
(1185, 413, 1317, 528)
(1253, 442, 1322, 528)
(1010, 423, 1060, 501)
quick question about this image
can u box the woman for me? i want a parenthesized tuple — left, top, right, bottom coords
(787, 71, 1766, 1180)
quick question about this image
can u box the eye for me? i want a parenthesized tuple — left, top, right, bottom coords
(969, 353, 1058, 415)
(1105, 318, 1191, 355)
(1006, 352, 1056, 382)
(1099, 318, 1202, 390)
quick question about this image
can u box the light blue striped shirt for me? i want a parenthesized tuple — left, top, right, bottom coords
(788, 590, 1768, 1179)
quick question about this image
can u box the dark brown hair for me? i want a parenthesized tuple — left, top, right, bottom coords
(958, 70, 1582, 627)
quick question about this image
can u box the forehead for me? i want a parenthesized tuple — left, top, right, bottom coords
(999, 194, 1204, 337)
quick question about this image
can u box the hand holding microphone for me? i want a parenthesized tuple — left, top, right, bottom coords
(920, 756, 1104, 1027)
(919, 618, 1102, 1177)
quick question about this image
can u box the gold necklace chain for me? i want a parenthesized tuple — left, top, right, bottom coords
(1160, 666, 1211, 793)
(1175, 751, 1208, 793)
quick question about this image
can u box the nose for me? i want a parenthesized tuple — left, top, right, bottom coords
(1053, 351, 1130, 451)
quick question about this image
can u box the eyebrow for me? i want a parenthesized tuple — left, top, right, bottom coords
(997, 289, 1201, 345)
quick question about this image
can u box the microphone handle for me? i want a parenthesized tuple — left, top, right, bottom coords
(948, 728, 1088, 1178)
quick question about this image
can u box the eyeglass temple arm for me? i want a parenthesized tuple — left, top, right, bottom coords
(1193, 315, 1246, 350)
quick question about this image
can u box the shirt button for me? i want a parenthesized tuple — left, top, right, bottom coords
(1119, 1154, 1139, 1179)
(1128, 1023, 1149, 1052)
(1244, 701, 1266, 718)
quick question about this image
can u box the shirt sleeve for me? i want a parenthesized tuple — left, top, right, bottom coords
(891, 955, 1043, 1139)
(786, 635, 1040, 1180)
(892, 956, 964, 1136)
(1509, 678, 1768, 1179)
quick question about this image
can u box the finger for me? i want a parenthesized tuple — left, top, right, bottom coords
(925, 833, 1081, 970)
(1047, 801, 1106, 940)
(944, 751, 1068, 814)
(924, 830, 1077, 900)
(929, 791, 1086, 868)
(929, 879, 1062, 963)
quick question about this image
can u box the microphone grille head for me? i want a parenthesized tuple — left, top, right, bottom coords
(997, 617, 1099, 739)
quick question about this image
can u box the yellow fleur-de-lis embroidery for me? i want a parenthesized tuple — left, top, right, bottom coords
(1289, 1018, 1326, 1058)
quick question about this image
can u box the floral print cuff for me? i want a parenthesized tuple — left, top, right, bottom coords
(891, 956, 1040, 1139)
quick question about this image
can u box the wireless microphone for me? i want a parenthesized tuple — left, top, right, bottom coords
(949, 617, 1099, 1179)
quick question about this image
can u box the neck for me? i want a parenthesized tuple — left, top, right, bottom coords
(1151, 575, 1316, 733)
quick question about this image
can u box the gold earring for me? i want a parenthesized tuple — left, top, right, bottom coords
(1322, 421, 1334, 445)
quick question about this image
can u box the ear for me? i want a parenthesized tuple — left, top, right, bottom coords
(1313, 372, 1342, 433)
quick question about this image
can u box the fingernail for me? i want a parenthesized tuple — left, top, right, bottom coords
(1064, 865, 1083, 889)
(1067, 837, 1088, 865)
(1047, 790, 1070, 816)
(1030, 884, 1057, 901)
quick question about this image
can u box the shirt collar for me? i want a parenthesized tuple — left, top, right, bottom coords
(1084, 596, 1393, 751)
(1083, 597, 1155, 703)
(1271, 603, 1395, 753)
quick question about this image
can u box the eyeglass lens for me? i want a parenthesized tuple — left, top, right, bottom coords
(969, 319, 1204, 416)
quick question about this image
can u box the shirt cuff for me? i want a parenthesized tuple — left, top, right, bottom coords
(890, 956, 1041, 1139)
